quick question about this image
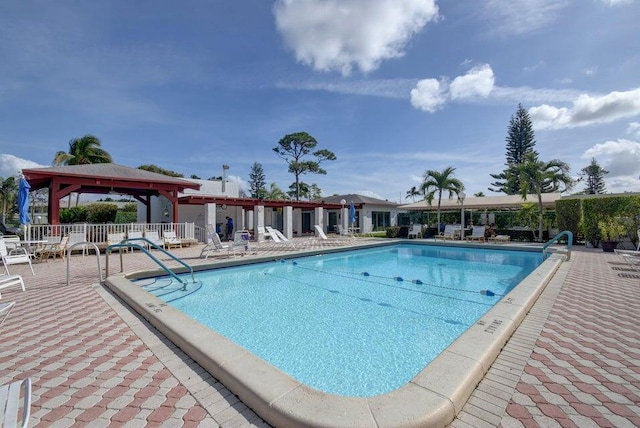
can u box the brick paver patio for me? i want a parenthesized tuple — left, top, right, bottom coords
(1, 239, 638, 427)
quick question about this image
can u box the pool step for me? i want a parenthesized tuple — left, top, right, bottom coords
(138, 278, 203, 302)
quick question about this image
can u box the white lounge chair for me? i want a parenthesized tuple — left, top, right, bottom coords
(314, 225, 329, 240)
(0, 238, 34, 275)
(163, 230, 182, 249)
(67, 231, 87, 256)
(207, 232, 235, 258)
(466, 226, 487, 242)
(256, 226, 272, 242)
(489, 234, 511, 243)
(107, 232, 128, 253)
(1, 300, 16, 327)
(615, 249, 640, 272)
(0, 376, 31, 428)
(435, 225, 459, 241)
(408, 224, 423, 239)
(265, 227, 295, 249)
(144, 230, 163, 249)
(0, 275, 25, 299)
(126, 230, 146, 250)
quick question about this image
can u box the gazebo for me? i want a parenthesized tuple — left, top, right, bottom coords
(22, 164, 201, 225)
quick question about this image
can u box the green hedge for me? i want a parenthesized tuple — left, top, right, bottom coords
(556, 194, 640, 246)
(555, 199, 582, 244)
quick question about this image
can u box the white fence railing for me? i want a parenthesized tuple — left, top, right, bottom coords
(23, 222, 200, 246)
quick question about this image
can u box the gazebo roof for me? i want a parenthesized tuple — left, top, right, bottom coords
(398, 193, 564, 211)
(22, 163, 200, 193)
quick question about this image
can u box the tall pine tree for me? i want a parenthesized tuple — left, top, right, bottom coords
(579, 158, 608, 194)
(248, 162, 267, 198)
(489, 104, 538, 194)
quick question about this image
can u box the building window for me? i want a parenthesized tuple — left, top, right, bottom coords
(371, 211, 390, 230)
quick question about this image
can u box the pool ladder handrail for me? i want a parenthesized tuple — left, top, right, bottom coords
(542, 230, 573, 261)
(105, 237, 196, 288)
(66, 242, 104, 287)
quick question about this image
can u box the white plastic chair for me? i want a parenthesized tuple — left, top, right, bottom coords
(408, 224, 423, 239)
(0, 275, 25, 299)
(144, 230, 163, 249)
(0, 377, 31, 428)
(163, 230, 182, 249)
(0, 238, 34, 275)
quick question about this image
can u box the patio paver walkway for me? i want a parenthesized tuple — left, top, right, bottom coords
(1, 239, 638, 427)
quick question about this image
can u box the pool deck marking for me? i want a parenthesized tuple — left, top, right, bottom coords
(1, 238, 639, 426)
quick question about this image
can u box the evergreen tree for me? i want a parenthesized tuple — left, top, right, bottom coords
(273, 132, 336, 201)
(579, 158, 608, 194)
(248, 162, 267, 198)
(489, 104, 538, 194)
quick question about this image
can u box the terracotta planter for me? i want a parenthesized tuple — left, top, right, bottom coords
(601, 240, 618, 252)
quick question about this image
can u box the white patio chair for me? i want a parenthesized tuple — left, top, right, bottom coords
(67, 231, 87, 256)
(163, 230, 182, 249)
(0, 238, 34, 275)
(435, 225, 460, 241)
(466, 226, 487, 242)
(408, 224, 423, 239)
(127, 230, 147, 250)
(0, 376, 31, 428)
(107, 232, 128, 253)
(144, 230, 163, 249)
(0, 275, 25, 299)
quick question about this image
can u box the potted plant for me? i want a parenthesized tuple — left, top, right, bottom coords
(598, 218, 626, 252)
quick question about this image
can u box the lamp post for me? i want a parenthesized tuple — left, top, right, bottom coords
(459, 191, 466, 241)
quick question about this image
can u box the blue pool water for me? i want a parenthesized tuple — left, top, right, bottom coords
(137, 244, 541, 397)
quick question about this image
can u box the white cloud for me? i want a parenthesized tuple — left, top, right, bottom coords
(273, 0, 439, 75)
(583, 139, 640, 177)
(449, 64, 495, 100)
(410, 78, 448, 112)
(276, 78, 416, 99)
(0, 154, 44, 177)
(627, 122, 640, 138)
(483, 0, 569, 35)
(529, 88, 640, 130)
(410, 64, 495, 111)
(600, 0, 634, 6)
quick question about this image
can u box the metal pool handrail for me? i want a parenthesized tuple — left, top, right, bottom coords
(105, 238, 196, 286)
(543, 230, 573, 261)
(66, 242, 103, 287)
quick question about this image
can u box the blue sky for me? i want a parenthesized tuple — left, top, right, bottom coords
(1, 0, 639, 202)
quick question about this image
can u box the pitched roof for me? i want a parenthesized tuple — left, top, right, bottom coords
(398, 193, 563, 210)
(317, 194, 399, 207)
(23, 163, 200, 191)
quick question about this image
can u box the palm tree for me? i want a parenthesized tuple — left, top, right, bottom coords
(53, 135, 113, 166)
(405, 186, 421, 202)
(422, 166, 464, 228)
(515, 152, 573, 241)
(265, 183, 287, 200)
(53, 135, 113, 206)
(0, 176, 17, 225)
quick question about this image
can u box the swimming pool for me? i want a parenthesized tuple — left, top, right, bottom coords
(145, 244, 540, 397)
(106, 241, 564, 427)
